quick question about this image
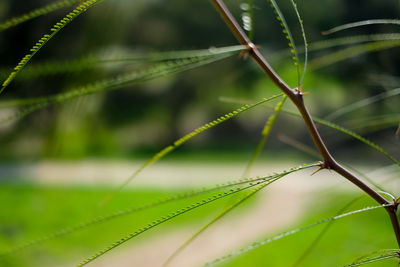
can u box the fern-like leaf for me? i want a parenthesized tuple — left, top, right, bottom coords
(0, 0, 103, 94)
(220, 97, 400, 166)
(310, 40, 400, 70)
(77, 163, 318, 266)
(163, 181, 273, 266)
(325, 87, 400, 121)
(292, 195, 364, 266)
(344, 249, 400, 266)
(100, 93, 283, 204)
(283, 108, 400, 166)
(288, 0, 308, 85)
(0, 45, 246, 81)
(242, 95, 287, 177)
(0, 53, 238, 123)
(0, 0, 82, 32)
(204, 204, 393, 266)
(311, 116, 400, 166)
(322, 19, 400, 35)
(267, 0, 301, 84)
(2, 166, 319, 256)
(77, 182, 264, 266)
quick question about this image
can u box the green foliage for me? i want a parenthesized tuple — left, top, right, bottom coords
(0, 0, 82, 32)
(204, 204, 393, 266)
(1, 0, 103, 94)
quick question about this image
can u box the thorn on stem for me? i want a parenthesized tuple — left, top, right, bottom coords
(311, 161, 334, 176)
(238, 42, 260, 59)
(295, 83, 309, 96)
(311, 166, 322, 176)
(311, 161, 329, 176)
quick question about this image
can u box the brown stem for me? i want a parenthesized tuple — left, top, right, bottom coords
(210, 0, 400, 248)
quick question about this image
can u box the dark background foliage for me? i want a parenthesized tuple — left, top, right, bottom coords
(0, 0, 399, 162)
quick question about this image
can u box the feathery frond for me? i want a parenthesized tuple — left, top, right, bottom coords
(0, 0, 103, 95)
(204, 204, 393, 266)
(242, 95, 287, 177)
(292, 196, 364, 266)
(309, 40, 400, 70)
(323, 19, 400, 35)
(0, 0, 82, 32)
(0, 53, 240, 124)
(78, 182, 264, 266)
(288, 0, 308, 85)
(0, 45, 246, 81)
(2, 164, 318, 256)
(101, 93, 284, 204)
(163, 181, 273, 266)
(267, 0, 301, 84)
(344, 249, 400, 266)
(325, 87, 400, 121)
(77, 163, 318, 266)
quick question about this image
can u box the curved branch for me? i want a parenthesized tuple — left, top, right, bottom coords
(209, 0, 400, 248)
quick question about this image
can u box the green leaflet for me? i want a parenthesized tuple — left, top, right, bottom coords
(267, 0, 301, 84)
(0, 45, 246, 81)
(162, 163, 315, 266)
(309, 40, 400, 70)
(307, 33, 400, 53)
(77, 182, 264, 266)
(348, 114, 400, 132)
(344, 249, 400, 266)
(2, 164, 318, 256)
(242, 95, 287, 177)
(77, 163, 318, 266)
(0, 54, 235, 124)
(281, 108, 400, 167)
(288, 0, 308, 85)
(0, 0, 82, 32)
(0, 0, 103, 95)
(204, 204, 393, 266)
(101, 93, 284, 204)
(220, 97, 400, 167)
(311, 116, 400, 167)
(163, 180, 274, 266)
(269, 33, 400, 65)
(325, 87, 400, 121)
(323, 19, 400, 35)
(292, 195, 364, 266)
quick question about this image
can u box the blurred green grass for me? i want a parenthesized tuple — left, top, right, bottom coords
(225, 192, 398, 267)
(0, 182, 398, 266)
(0, 182, 238, 267)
